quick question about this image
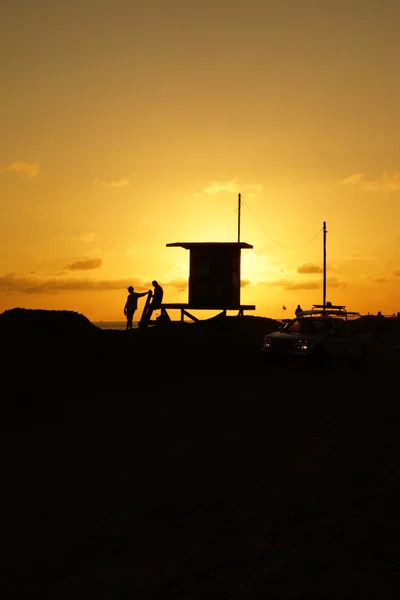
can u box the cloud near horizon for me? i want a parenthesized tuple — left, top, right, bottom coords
(0, 274, 191, 295)
(0, 273, 147, 295)
(0, 272, 258, 296)
(0, 160, 39, 177)
(297, 263, 323, 274)
(63, 258, 103, 271)
(338, 171, 400, 191)
(368, 276, 390, 284)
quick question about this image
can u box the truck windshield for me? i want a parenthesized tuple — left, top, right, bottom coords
(285, 318, 326, 333)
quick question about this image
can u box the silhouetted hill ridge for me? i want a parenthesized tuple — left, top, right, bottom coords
(0, 308, 101, 336)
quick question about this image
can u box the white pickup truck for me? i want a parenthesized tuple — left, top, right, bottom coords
(261, 304, 373, 366)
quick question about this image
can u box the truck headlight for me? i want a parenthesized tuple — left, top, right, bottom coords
(296, 339, 309, 351)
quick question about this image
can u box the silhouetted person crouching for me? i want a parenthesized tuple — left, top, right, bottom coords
(150, 280, 164, 312)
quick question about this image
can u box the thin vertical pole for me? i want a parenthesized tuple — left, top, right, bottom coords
(323, 221, 327, 307)
(238, 193, 241, 242)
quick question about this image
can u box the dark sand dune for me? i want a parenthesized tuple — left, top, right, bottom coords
(1, 310, 400, 597)
(0, 307, 101, 335)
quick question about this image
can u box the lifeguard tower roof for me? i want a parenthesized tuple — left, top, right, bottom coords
(166, 242, 253, 249)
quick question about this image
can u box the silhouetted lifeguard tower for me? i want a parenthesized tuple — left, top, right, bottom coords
(157, 241, 256, 323)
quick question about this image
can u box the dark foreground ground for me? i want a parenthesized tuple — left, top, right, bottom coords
(1, 310, 400, 598)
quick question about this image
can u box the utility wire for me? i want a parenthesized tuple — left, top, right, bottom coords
(243, 198, 322, 250)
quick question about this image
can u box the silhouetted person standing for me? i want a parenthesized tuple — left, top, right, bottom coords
(150, 280, 164, 311)
(295, 304, 303, 317)
(124, 286, 150, 330)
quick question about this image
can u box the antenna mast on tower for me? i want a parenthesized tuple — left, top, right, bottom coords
(323, 221, 327, 307)
(237, 193, 241, 242)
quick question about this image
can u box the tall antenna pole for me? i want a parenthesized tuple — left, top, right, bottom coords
(323, 221, 327, 307)
(237, 193, 241, 242)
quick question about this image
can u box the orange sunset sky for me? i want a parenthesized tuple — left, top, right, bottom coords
(1, 0, 400, 321)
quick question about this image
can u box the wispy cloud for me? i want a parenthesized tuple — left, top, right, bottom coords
(201, 179, 263, 197)
(202, 178, 239, 195)
(394, 271, 400, 277)
(283, 280, 321, 291)
(297, 263, 323, 274)
(163, 278, 187, 293)
(268, 276, 345, 291)
(326, 277, 346, 289)
(361, 172, 400, 191)
(268, 278, 319, 290)
(0, 160, 39, 177)
(63, 258, 103, 271)
(337, 173, 364, 186)
(343, 253, 381, 264)
(78, 232, 98, 243)
(92, 173, 135, 188)
(337, 171, 400, 191)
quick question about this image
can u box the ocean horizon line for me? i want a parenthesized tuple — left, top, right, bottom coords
(93, 321, 137, 330)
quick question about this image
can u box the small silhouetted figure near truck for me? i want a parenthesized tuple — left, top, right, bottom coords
(295, 304, 303, 317)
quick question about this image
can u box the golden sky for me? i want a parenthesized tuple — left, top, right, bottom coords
(1, 0, 400, 321)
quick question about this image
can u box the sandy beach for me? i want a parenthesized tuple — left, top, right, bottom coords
(2, 309, 400, 598)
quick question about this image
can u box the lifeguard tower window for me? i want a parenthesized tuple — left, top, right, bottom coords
(166, 242, 253, 310)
